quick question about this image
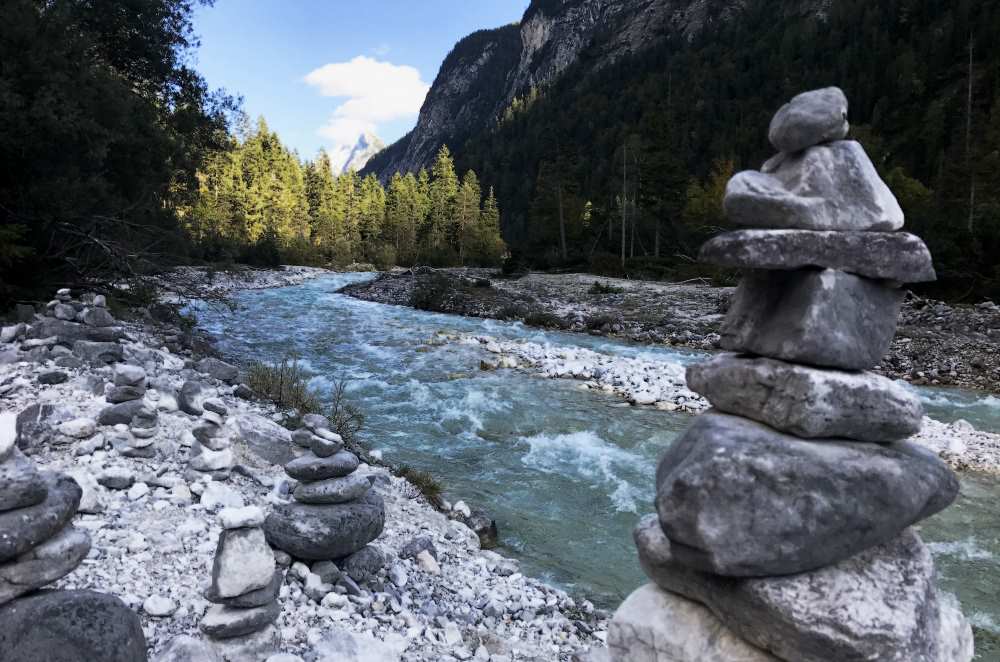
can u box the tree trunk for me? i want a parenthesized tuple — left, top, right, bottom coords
(621, 144, 627, 268)
(558, 183, 567, 261)
(967, 33, 975, 234)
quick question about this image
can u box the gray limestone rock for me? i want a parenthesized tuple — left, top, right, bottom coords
(178, 381, 205, 416)
(285, 450, 359, 482)
(200, 602, 281, 639)
(699, 230, 935, 283)
(234, 414, 297, 465)
(97, 400, 147, 426)
(768, 87, 849, 153)
(0, 526, 91, 605)
(81, 307, 115, 327)
(106, 385, 146, 403)
(301, 413, 332, 432)
(608, 583, 779, 662)
(206, 570, 283, 608)
(720, 269, 904, 370)
(686, 353, 923, 442)
(635, 518, 973, 662)
(155, 635, 224, 662)
(0, 450, 48, 512)
(114, 364, 146, 387)
(310, 434, 343, 458)
(655, 412, 958, 576)
(15, 403, 73, 451)
(0, 589, 148, 662)
(724, 141, 903, 231)
(38, 371, 68, 385)
(32, 319, 123, 345)
(340, 545, 385, 583)
(72, 340, 124, 365)
(197, 358, 240, 384)
(0, 473, 81, 563)
(264, 490, 385, 560)
(210, 528, 276, 600)
(209, 624, 281, 662)
(293, 473, 371, 505)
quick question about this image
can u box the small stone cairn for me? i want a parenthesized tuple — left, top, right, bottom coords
(200, 506, 282, 660)
(0, 430, 146, 660)
(264, 414, 385, 562)
(608, 88, 974, 662)
(187, 394, 237, 479)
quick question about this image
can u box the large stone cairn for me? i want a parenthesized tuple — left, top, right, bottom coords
(200, 506, 282, 660)
(0, 430, 146, 660)
(186, 390, 237, 479)
(608, 88, 974, 662)
(263, 414, 385, 561)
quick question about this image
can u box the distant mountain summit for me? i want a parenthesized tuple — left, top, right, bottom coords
(332, 132, 385, 174)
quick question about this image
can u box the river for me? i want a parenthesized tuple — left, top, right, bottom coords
(195, 273, 1000, 659)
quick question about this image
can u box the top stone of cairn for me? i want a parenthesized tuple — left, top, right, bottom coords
(769, 87, 849, 153)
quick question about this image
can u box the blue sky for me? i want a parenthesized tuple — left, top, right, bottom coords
(192, 1, 529, 159)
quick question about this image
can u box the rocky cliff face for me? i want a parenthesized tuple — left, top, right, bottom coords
(364, 0, 735, 180)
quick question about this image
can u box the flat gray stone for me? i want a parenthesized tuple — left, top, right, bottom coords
(155, 635, 224, 662)
(234, 415, 296, 465)
(178, 381, 204, 416)
(97, 400, 147, 426)
(205, 570, 283, 608)
(106, 385, 145, 403)
(72, 340, 123, 365)
(0, 473, 81, 563)
(285, 451, 359, 482)
(655, 412, 958, 576)
(635, 518, 973, 662)
(81, 307, 115, 327)
(686, 353, 923, 442)
(29, 318, 123, 345)
(720, 269, 904, 370)
(209, 624, 280, 662)
(310, 434, 343, 458)
(265, 490, 384, 561)
(0, 450, 48, 512)
(114, 364, 146, 387)
(769, 87, 849, 153)
(293, 474, 371, 505)
(608, 583, 779, 662)
(700, 230, 935, 283)
(15, 403, 73, 451)
(200, 602, 280, 639)
(0, 589, 148, 662)
(210, 527, 275, 599)
(301, 414, 331, 432)
(197, 358, 239, 384)
(0, 526, 91, 605)
(340, 545, 385, 583)
(724, 141, 903, 231)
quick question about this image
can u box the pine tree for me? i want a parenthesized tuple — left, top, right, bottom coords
(455, 170, 482, 264)
(426, 145, 459, 263)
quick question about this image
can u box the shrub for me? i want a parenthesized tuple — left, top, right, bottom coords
(246, 356, 321, 414)
(588, 280, 625, 295)
(396, 466, 444, 504)
(328, 378, 364, 448)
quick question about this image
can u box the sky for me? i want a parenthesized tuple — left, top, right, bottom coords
(192, 1, 529, 160)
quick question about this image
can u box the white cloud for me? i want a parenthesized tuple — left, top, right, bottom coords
(304, 56, 429, 152)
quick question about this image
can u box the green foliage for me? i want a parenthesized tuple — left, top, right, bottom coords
(246, 356, 321, 414)
(455, 0, 1000, 300)
(589, 281, 625, 295)
(396, 466, 444, 503)
(0, 0, 235, 307)
(327, 378, 365, 449)
(189, 139, 507, 270)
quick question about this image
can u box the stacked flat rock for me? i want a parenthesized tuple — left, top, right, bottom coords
(0, 437, 147, 661)
(188, 397, 235, 478)
(97, 364, 162, 459)
(14, 289, 126, 367)
(200, 506, 281, 660)
(264, 414, 385, 560)
(609, 87, 974, 662)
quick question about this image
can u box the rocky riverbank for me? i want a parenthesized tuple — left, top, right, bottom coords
(341, 269, 1000, 392)
(0, 279, 608, 661)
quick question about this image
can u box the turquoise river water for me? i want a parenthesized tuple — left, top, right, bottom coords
(195, 274, 1000, 659)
